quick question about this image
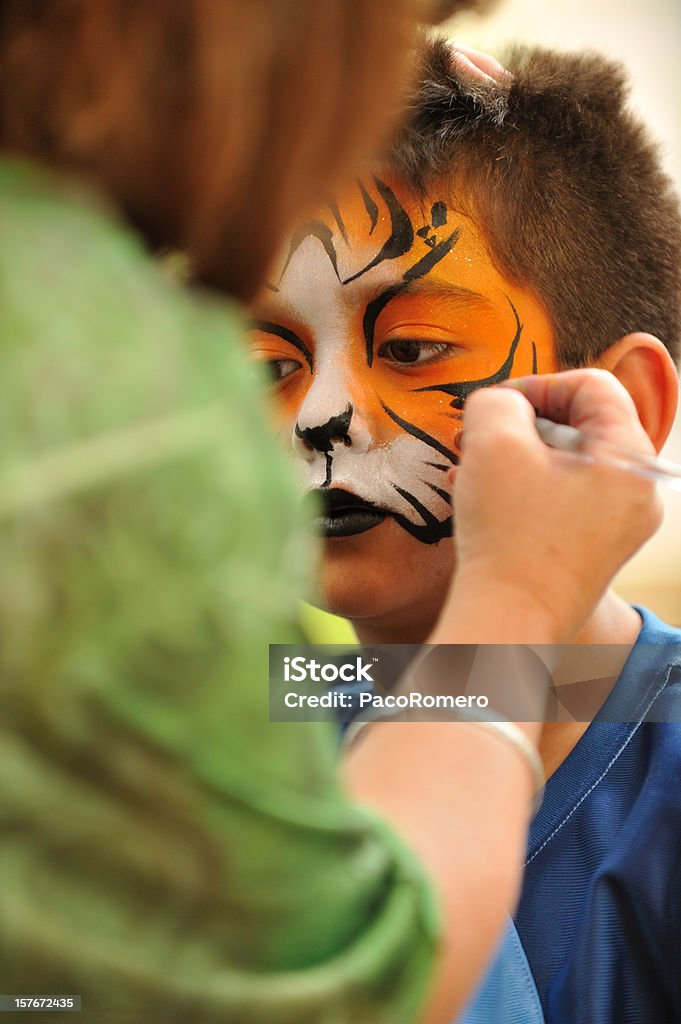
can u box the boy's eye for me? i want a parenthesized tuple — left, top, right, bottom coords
(266, 358, 302, 383)
(378, 339, 451, 365)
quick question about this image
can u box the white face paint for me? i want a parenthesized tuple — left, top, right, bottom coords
(250, 177, 557, 637)
(282, 233, 456, 542)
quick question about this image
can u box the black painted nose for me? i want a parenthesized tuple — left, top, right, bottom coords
(295, 404, 353, 453)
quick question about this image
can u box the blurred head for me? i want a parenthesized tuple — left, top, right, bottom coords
(0, 1, 484, 302)
(250, 42, 681, 641)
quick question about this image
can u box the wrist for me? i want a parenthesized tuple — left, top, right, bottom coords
(430, 569, 569, 646)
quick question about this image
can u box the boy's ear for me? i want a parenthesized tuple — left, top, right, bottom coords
(596, 333, 679, 453)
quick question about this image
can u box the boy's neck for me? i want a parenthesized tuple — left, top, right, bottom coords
(352, 593, 448, 646)
(538, 591, 642, 778)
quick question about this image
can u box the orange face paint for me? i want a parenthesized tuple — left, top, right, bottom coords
(250, 176, 557, 548)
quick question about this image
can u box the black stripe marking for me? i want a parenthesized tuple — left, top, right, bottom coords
(362, 228, 462, 367)
(363, 283, 407, 367)
(390, 483, 453, 544)
(251, 320, 313, 372)
(381, 403, 457, 463)
(403, 228, 461, 283)
(412, 297, 523, 405)
(424, 481, 452, 504)
(327, 198, 348, 244)
(277, 220, 341, 285)
(343, 178, 414, 284)
(358, 178, 379, 236)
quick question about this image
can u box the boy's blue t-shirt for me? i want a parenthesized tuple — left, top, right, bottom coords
(513, 606, 681, 1022)
(337, 608, 681, 1021)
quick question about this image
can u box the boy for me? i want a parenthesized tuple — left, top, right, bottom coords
(250, 41, 681, 1022)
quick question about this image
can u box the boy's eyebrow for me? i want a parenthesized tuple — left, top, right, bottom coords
(362, 276, 493, 313)
(362, 278, 493, 366)
(386, 277, 491, 306)
(251, 277, 490, 326)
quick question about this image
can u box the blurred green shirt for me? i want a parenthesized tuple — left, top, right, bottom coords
(0, 160, 438, 1022)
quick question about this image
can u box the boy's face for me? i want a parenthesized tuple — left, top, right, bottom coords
(250, 177, 558, 638)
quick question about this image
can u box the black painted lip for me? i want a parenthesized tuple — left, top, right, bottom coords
(317, 509, 387, 537)
(305, 488, 387, 538)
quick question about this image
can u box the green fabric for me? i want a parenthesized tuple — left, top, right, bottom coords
(0, 160, 438, 1022)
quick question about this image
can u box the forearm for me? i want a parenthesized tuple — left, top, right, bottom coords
(432, 571, 565, 647)
(343, 715, 535, 1023)
(342, 582, 558, 1021)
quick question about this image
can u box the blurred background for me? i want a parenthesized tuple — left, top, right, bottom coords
(307, 0, 681, 640)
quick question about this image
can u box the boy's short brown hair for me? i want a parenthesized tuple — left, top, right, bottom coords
(387, 39, 681, 366)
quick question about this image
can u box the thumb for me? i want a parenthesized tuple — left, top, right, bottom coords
(462, 385, 539, 451)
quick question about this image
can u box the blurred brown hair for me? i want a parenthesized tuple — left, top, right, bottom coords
(0, 0, 448, 300)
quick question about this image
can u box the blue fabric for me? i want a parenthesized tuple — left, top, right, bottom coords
(338, 609, 681, 1022)
(458, 919, 545, 1024)
(513, 606, 681, 1023)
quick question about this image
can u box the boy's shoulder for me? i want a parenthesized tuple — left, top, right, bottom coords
(527, 605, 681, 865)
(517, 606, 681, 1021)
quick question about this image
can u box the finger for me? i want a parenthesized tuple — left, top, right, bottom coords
(451, 45, 511, 83)
(499, 371, 653, 452)
(450, 49, 495, 83)
(462, 386, 540, 451)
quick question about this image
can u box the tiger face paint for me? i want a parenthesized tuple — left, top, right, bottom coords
(250, 177, 557, 637)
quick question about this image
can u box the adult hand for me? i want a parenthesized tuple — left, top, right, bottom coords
(347, 369, 658, 1024)
(440, 369, 663, 645)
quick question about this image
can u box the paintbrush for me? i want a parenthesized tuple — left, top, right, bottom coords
(535, 417, 681, 492)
